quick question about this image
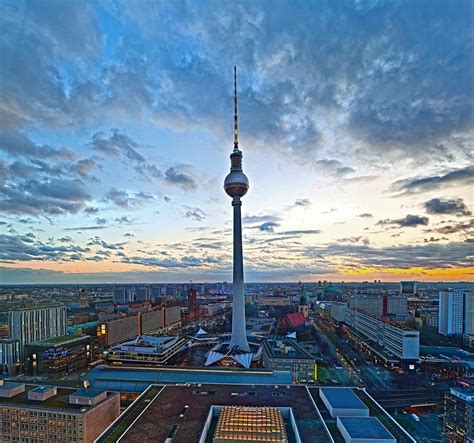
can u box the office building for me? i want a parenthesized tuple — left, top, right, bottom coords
(464, 292, 474, 349)
(106, 335, 188, 365)
(135, 287, 150, 302)
(444, 387, 474, 442)
(400, 281, 417, 296)
(345, 308, 419, 370)
(262, 339, 317, 384)
(0, 382, 120, 443)
(348, 294, 407, 318)
(439, 289, 473, 336)
(0, 339, 21, 374)
(331, 302, 347, 322)
(25, 334, 91, 377)
(97, 305, 182, 347)
(7, 305, 67, 356)
(98, 315, 139, 347)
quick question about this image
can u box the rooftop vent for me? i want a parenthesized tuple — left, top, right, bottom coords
(28, 386, 57, 401)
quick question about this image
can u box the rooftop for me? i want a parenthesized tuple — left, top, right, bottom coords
(30, 334, 88, 347)
(263, 339, 314, 361)
(285, 312, 306, 328)
(338, 416, 395, 440)
(0, 384, 114, 412)
(97, 384, 331, 443)
(320, 387, 368, 410)
(87, 365, 293, 393)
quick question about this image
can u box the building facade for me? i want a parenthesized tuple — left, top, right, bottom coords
(262, 339, 317, 384)
(97, 306, 182, 347)
(438, 290, 473, 337)
(7, 305, 67, 356)
(444, 387, 474, 443)
(348, 294, 408, 318)
(0, 339, 21, 374)
(0, 382, 120, 443)
(345, 308, 419, 370)
(25, 335, 91, 377)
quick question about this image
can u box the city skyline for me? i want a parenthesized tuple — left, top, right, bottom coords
(1, 1, 473, 284)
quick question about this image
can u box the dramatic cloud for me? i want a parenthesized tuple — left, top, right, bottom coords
(259, 222, 280, 232)
(0, 178, 91, 216)
(378, 214, 429, 228)
(391, 166, 474, 194)
(425, 198, 471, 216)
(164, 167, 196, 190)
(0, 234, 90, 262)
(182, 205, 207, 222)
(429, 219, 474, 236)
(314, 159, 355, 176)
(104, 188, 154, 209)
(87, 236, 126, 250)
(293, 198, 311, 208)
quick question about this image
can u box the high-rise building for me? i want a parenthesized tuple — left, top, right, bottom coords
(438, 289, 470, 336)
(464, 292, 474, 336)
(136, 287, 150, 302)
(7, 305, 67, 356)
(444, 387, 474, 442)
(400, 281, 417, 296)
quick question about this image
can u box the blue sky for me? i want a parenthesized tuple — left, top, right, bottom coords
(0, 0, 473, 283)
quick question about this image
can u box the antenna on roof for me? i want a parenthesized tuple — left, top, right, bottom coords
(234, 66, 239, 151)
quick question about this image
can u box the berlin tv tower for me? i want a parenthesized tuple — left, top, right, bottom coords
(224, 66, 251, 353)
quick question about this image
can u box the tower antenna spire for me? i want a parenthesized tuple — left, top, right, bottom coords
(234, 65, 239, 151)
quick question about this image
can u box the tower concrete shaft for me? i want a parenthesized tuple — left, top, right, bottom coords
(229, 196, 250, 352)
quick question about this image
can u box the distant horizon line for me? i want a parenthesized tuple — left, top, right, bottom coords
(1, 280, 473, 287)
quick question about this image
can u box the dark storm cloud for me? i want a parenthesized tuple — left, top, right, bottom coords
(293, 198, 311, 208)
(377, 214, 429, 228)
(0, 178, 91, 216)
(164, 167, 196, 190)
(182, 205, 207, 222)
(428, 219, 474, 235)
(315, 159, 355, 176)
(87, 236, 126, 250)
(121, 255, 212, 269)
(0, 234, 90, 262)
(258, 222, 280, 232)
(114, 216, 134, 224)
(305, 240, 472, 269)
(90, 130, 197, 189)
(63, 225, 107, 231)
(243, 214, 281, 224)
(90, 130, 146, 164)
(0, 130, 76, 160)
(1, 0, 472, 166)
(280, 230, 320, 235)
(425, 198, 471, 216)
(104, 188, 154, 209)
(391, 166, 474, 194)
